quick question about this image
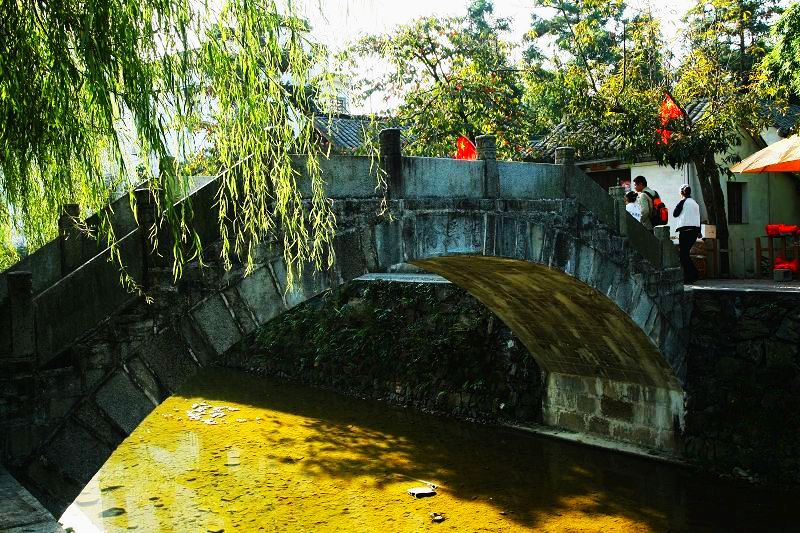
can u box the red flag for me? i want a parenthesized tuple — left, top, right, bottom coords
(657, 93, 684, 145)
(455, 135, 477, 160)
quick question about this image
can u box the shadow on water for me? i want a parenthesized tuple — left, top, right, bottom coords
(181, 368, 797, 531)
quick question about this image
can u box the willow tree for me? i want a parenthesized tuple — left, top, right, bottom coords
(0, 0, 338, 287)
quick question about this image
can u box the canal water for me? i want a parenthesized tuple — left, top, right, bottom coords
(61, 368, 795, 532)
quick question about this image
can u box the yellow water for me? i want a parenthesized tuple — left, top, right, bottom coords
(65, 369, 795, 532)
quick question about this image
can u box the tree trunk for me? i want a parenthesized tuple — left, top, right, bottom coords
(693, 152, 730, 276)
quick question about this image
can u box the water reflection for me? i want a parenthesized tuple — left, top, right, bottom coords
(62, 368, 795, 531)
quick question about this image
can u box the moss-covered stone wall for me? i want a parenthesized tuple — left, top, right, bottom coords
(685, 290, 800, 484)
(223, 281, 544, 423)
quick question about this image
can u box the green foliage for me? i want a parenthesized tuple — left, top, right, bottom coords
(0, 1, 338, 287)
(343, 2, 533, 159)
(760, 2, 800, 108)
(526, 0, 626, 70)
(684, 0, 784, 84)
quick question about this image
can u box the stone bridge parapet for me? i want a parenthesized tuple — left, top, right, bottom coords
(0, 133, 687, 515)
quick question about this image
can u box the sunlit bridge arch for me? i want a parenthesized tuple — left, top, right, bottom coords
(2, 149, 688, 515)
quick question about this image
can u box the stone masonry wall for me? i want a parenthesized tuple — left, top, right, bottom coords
(684, 289, 800, 484)
(222, 280, 544, 423)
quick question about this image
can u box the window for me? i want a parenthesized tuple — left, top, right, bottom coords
(727, 182, 747, 224)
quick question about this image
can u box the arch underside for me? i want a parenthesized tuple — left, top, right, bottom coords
(413, 255, 679, 391)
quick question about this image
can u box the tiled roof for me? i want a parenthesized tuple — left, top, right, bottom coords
(768, 104, 800, 134)
(314, 114, 382, 151)
(529, 100, 800, 163)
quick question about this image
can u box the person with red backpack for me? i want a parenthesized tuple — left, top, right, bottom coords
(633, 175, 668, 231)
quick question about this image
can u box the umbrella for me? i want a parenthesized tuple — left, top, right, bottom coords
(730, 134, 800, 173)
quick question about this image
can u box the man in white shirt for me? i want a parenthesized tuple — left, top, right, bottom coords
(673, 184, 702, 284)
(625, 191, 641, 221)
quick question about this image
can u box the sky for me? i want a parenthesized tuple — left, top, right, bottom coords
(303, 0, 695, 52)
(297, 0, 696, 113)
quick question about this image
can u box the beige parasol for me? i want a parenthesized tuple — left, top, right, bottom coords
(730, 134, 800, 173)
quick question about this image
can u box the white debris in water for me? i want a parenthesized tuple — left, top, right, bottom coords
(186, 402, 240, 426)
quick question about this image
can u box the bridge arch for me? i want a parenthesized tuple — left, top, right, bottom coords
(1, 150, 687, 515)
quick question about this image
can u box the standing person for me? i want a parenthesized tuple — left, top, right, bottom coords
(625, 191, 641, 222)
(673, 184, 701, 284)
(632, 175, 657, 231)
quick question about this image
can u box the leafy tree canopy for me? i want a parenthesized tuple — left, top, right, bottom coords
(344, 0, 533, 158)
(760, 1, 800, 108)
(684, 0, 784, 84)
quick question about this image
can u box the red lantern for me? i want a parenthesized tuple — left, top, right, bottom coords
(455, 135, 477, 160)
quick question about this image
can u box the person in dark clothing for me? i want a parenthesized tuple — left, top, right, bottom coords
(673, 184, 701, 284)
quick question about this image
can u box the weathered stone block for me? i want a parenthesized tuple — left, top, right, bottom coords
(177, 315, 214, 366)
(95, 372, 156, 434)
(235, 266, 285, 326)
(333, 230, 368, 283)
(577, 395, 599, 414)
(601, 396, 635, 422)
(125, 357, 165, 405)
(587, 415, 611, 435)
(73, 402, 125, 449)
(190, 294, 242, 355)
(222, 287, 257, 335)
(44, 421, 112, 485)
(556, 410, 586, 432)
(137, 329, 199, 393)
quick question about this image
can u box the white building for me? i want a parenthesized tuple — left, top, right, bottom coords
(533, 102, 800, 278)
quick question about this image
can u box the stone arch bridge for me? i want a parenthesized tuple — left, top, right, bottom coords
(0, 134, 688, 514)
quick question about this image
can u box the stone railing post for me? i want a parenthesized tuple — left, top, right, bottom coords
(476, 135, 499, 198)
(654, 225, 678, 268)
(58, 203, 83, 276)
(8, 271, 35, 360)
(379, 128, 403, 198)
(555, 146, 575, 196)
(608, 186, 628, 237)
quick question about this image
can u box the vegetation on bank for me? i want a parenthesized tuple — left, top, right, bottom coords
(240, 281, 542, 421)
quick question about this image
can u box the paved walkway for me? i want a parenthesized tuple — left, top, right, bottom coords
(688, 278, 800, 293)
(0, 467, 63, 532)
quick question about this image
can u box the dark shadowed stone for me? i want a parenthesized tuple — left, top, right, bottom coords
(177, 316, 215, 365)
(577, 395, 599, 414)
(588, 416, 611, 435)
(73, 402, 126, 449)
(333, 230, 368, 282)
(733, 318, 771, 340)
(556, 411, 585, 432)
(775, 317, 800, 344)
(44, 422, 112, 485)
(95, 373, 156, 434)
(0, 467, 63, 532)
(125, 357, 165, 405)
(601, 396, 634, 422)
(138, 329, 199, 393)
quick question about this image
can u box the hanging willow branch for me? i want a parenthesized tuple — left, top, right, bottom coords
(0, 0, 339, 289)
